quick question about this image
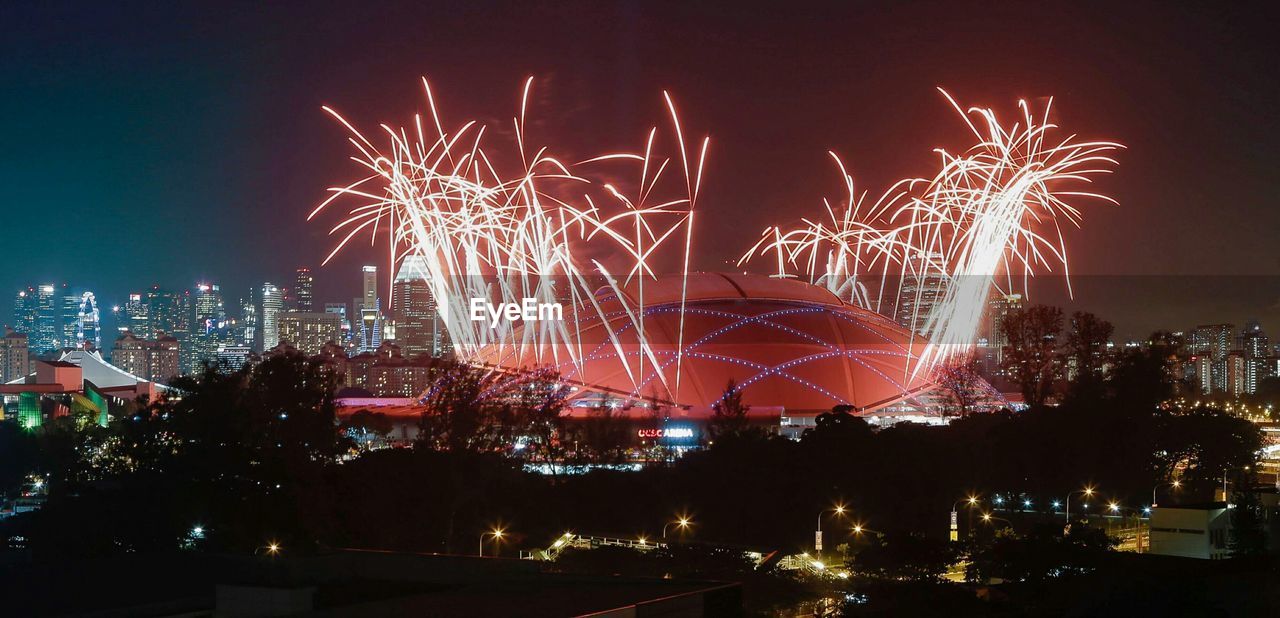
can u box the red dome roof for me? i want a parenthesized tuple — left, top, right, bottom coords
(475, 273, 934, 414)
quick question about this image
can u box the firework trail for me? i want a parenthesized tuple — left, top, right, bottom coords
(310, 78, 707, 393)
(314, 80, 1117, 405)
(740, 89, 1121, 376)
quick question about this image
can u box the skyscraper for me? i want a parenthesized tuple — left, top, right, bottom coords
(0, 328, 30, 383)
(1241, 321, 1271, 394)
(58, 283, 78, 350)
(295, 267, 314, 312)
(239, 290, 259, 349)
(191, 283, 227, 370)
(146, 287, 191, 373)
(362, 265, 378, 310)
(978, 292, 1023, 376)
(121, 293, 149, 336)
(261, 283, 283, 350)
(13, 284, 58, 356)
(1190, 324, 1234, 392)
(279, 312, 343, 355)
(356, 266, 382, 353)
(75, 291, 101, 351)
(392, 256, 447, 357)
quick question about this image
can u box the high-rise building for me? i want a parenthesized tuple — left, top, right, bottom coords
(1194, 354, 1214, 395)
(1190, 324, 1234, 392)
(1241, 321, 1271, 394)
(13, 287, 37, 335)
(58, 284, 78, 350)
(1226, 352, 1246, 398)
(239, 289, 258, 349)
(111, 331, 181, 384)
(215, 343, 253, 372)
(324, 303, 353, 350)
(1, 328, 30, 383)
(189, 283, 229, 371)
(355, 266, 382, 353)
(392, 256, 447, 357)
(194, 283, 225, 324)
(278, 312, 343, 355)
(294, 268, 314, 312)
(362, 265, 378, 310)
(977, 292, 1023, 376)
(71, 291, 101, 351)
(894, 268, 947, 337)
(13, 284, 59, 356)
(261, 283, 283, 349)
(145, 287, 191, 371)
(120, 293, 149, 335)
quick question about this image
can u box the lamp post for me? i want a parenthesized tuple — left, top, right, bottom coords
(663, 516, 692, 539)
(950, 495, 979, 541)
(1152, 479, 1181, 508)
(815, 504, 846, 553)
(979, 512, 1011, 532)
(851, 523, 880, 537)
(1063, 486, 1095, 534)
(479, 528, 504, 557)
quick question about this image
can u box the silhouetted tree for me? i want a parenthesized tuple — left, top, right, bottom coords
(1002, 305, 1064, 408)
(850, 532, 959, 582)
(934, 356, 985, 417)
(708, 379, 751, 442)
(966, 523, 1115, 584)
(418, 361, 504, 451)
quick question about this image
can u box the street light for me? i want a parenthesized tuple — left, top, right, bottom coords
(815, 503, 847, 553)
(980, 512, 1011, 528)
(663, 516, 692, 539)
(1064, 486, 1095, 533)
(950, 495, 980, 540)
(1152, 479, 1181, 508)
(479, 527, 505, 557)
(851, 523, 881, 537)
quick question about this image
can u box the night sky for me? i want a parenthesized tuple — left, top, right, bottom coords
(4, 1, 1278, 339)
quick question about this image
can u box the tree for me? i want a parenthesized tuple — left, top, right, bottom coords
(418, 361, 504, 451)
(801, 405, 873, 445)
(1066, 311, 1113, 377)
(850, 532, 959, 582)
(966, 523, 1115, 584)
(1001, 305, 1064, 408)
(933, 356, 985, 417)
(1064, 311, 1113, 402)
(515, 368, 571, 472)
(708, 379, 751, 442)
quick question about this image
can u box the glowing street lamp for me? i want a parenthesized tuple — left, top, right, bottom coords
(980, 512, 1011, 527)
(851, 523, 881, 537)
(663, 515, 693, 539)
(815, 504, 846, 553)
(950, 495, 980, 540)
(255, 541, 281, 557)
(1063, 486, 1095, 533)
(1152, 480, 1181, 508)
(479, 527, 505, 557)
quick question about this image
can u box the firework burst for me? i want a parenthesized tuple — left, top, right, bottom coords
(739, 89, 1121, 376)
(310, 78, 707, 392)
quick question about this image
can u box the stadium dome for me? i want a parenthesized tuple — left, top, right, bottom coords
(475, 273, 935, 415)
